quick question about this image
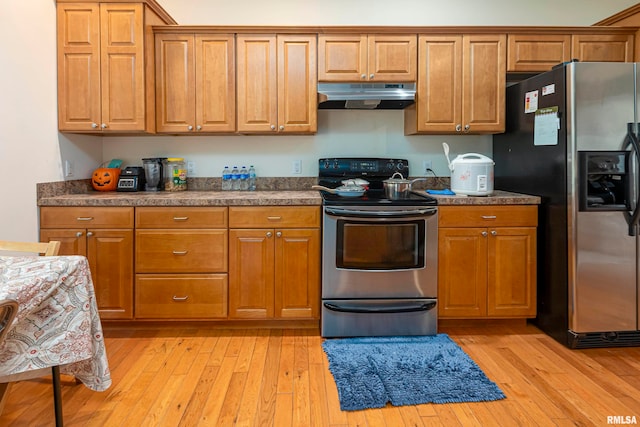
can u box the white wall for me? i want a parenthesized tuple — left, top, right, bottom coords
(1, 0, 636, 242)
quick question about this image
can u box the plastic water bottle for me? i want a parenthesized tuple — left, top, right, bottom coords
(231, 166, 240, 190)
(221, 166, 232, 191)
(248, 165, 256, 191)
(239, 166, 249, 191)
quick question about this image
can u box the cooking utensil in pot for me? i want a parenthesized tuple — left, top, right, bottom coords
(382, 172, 426, 199)
(311, 184, 366, 197)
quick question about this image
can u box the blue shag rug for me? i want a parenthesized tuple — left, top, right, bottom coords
(322, 334, 505, 411)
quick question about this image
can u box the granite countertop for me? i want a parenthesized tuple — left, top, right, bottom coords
(37, 190, 323, 207)
(37, 189, 539, 207)
(425, 190, 540, 205)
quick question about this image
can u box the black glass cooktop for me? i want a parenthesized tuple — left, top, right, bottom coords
(317, 157, 437, 206)
(319, 189, 437, 206)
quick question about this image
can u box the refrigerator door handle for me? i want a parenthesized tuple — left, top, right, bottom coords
(625, 123, 640, 236)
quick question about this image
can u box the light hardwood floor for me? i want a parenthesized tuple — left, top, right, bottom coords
(1, 321, 639, 426)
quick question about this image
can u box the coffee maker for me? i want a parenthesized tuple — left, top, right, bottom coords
(142, 158, 167, 191)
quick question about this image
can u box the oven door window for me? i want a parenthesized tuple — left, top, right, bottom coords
(336, 219, 425, 270)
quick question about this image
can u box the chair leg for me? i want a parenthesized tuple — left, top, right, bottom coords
(52, 366, 63, 427)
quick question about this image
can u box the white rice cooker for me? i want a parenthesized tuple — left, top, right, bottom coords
(443, 143, 495, 196)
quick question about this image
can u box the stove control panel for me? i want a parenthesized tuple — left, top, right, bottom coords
(319, 158, 409, 178)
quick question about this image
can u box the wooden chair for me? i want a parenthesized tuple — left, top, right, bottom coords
(0, 240, 61, 256)
(0, 240, 64, 426)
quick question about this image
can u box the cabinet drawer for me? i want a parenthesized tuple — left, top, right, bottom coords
(136, 230, 227, 273)
(229, 206, 320, 228)
(136, 207, 227, 228)
(40, 206, 134, 228)
(135, 274, 228, 319)
(438, 205, 537, 227)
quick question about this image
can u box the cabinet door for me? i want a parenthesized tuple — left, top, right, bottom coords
(438, 227, 487, 318)
(462, 34, 506, 134)
(155, 34, 196, 133)
(229, 229, 275, 319)
(413, 35, 462, 133)
(87, 229, 134, 319)
(572, 34, 634, 63)
(56, 3, 101, 131)
(196, 34, 236, 132)
(368, 35, 417, 82)
(237, 35, 277, 133)
(507, 34, 571, 72)
(487, 227, 537, 317)
(100, 4, 145, 131)
(40, 229, 87, 257)
(274, 229, 320, 319)
(277, 35, 317, 133)
(317, 34, 368, 82)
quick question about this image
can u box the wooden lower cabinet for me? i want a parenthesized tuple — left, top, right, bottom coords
(39, 207, 134, 319)
(229, 207, 320, 320)
(135, 207, 228, 320)
(438, 205, 537, 319)
(135, 274, 227, 319)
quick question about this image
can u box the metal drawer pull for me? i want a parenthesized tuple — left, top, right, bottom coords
(172, 295, 189, 302)
(173, 217, 189, 221)
(481, 215, 497, 219)
(267, 216, 282, 221)
(172, 250, 188, 255)
(76, 217, 94, 221)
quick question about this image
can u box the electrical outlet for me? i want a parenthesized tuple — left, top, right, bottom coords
(292, 159, 302, 174)
(422, 160, 433, 175)
(187, 161, 196, 175)
(64, 160, 74, 177)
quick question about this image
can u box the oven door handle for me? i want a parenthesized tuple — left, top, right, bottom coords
(324, 207, 438, 217)
(323, 301, 436, 314)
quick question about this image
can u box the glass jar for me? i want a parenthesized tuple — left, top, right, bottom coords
(165, 157, 187, 191)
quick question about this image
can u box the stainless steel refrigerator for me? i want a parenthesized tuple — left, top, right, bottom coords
(493, 62, 640, 348)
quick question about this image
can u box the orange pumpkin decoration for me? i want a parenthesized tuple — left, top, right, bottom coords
(92, 167, 121, 191)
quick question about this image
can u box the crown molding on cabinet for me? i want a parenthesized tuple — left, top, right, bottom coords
(55, 0, 177, 25)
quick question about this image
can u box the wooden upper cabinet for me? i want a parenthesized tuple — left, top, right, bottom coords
(572, 34, 634, 63)
(155, 33, 235, 133)
(507, 34, 572, 72)
(57, 2, 166, 133)
(318, 34, 416, 82)
(405, 34, 505, 135)
(507, 32, 635, 72)
(237, 34, 317, 134)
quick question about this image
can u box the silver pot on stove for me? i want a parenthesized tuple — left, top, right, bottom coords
(382, 172, 425, 199)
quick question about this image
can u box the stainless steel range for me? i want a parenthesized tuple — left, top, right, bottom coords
(318, 158, 439, 337)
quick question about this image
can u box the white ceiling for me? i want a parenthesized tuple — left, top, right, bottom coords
(157, 0, 640, 27)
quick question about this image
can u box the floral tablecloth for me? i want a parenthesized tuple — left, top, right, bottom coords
(0, 255, 111, 391)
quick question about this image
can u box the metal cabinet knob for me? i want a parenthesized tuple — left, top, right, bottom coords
(279, 125, 284, 131)
(369, 74, 374, 79)
(76, 232, 83, 238)
(491, 230, 497, 236)
(266, 231, 273, 238)
(276, 231, 282, 238)
(481, 231, 488, 237)
(361, 74, 366, 79)
(464, 124, 470, 132)
(270, 125, 276, 131)
(196, 125, 202, 131)
(101, 123, 107, 129)
(86, 231, 94, 237)
(455, 124, 462, 132)
(188, 125, 193, 131)
(91, 123, 98, 129)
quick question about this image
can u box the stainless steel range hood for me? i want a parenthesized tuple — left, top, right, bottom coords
(317, 82, 416, 110)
